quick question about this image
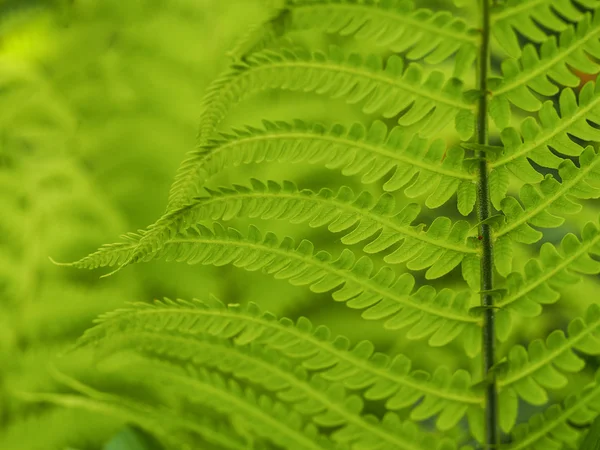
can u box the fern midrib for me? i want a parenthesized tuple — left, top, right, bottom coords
(128, 331, 432, 450)
(490, 0, 548, 23)
(294, 3, 478, 43)
(491, 94, 600, 168)
(496, 155, 600, 238)
(237, 61, 474, 110)
(72, 241, 140, 269)
(192, 191, 478, 254)
(506, 382, 600, 450)
(167, 236, 480, 324)
(497, 231, 600, 309)
(97, 307, 482, 405)
(203, 130, 474, 179)
(492, 23, 600, 97)
(498, 315, 600, 389)
(152, 368, 329, 450)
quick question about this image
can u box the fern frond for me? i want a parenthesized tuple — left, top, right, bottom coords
(102, 335, 462, 447)
(492, 146, 600, 274)
(21, 369, 249, 450)
(122, 357, 454, 450)
(50, 231, 144, 272)
(233, 0, 478, 77)
(166, 47, 475, 211)
(490, 82, 600, 186)
(67, 225, 482, 353)
(490, 0, 598, 58)
(495, 304, 600, 432)
(495, 218, 600, 322)
(28, 366, 335, 450)
(490, 11, 600, 127)
(199, 46, 474, 140)
(130, 178, 478, 279)
(227, 7, 291, 61)
(75, 297, 483, 430)
(506, 371, 600, 449)
(169, 119, 477, 213)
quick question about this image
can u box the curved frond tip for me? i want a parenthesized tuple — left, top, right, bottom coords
(68, 224, 482, 354)
(232, 0, 478, 77)
(76, 296, 482, 431)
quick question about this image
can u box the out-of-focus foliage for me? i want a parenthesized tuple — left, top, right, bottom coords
(1, 0, 600, 449)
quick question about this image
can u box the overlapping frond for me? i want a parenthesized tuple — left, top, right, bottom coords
(15, 390, 210, 449)
(198, 46, 473, 142)
(490, 0, 599, 58)
(490, 82, 600, 188)
(230, 0, 478, 77)
(64, 225, 481, 353)
(119, 358, 340, 450)
(227, 7, 291, 61)
(75, 297, 483, 431)
(171, 119, 477, 213)
(50, 231, 144, 272)
(493, 304, 600, 432)
(494, 218, 600, 327)
(505, 371, 600, 449)
(167, 46, 475, 211)
(493, 146, 600, 274)
(490, 11, 600, 128)
(125, 356, 457, 450)
(134, 119, 479, 274)
(128, 178, 478, 279)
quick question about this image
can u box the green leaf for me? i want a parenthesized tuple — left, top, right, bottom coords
(167, 45, 475, 211)
(491, 83, 600, 180)
(490, 0, 588, 58)
(253, 0, 479, 77)
(491, 11, 600, 126)
(580, 415, 600, 450)
(66, 224, 482, 353)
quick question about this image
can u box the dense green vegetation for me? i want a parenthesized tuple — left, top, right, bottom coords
(2, 0, 600, 449)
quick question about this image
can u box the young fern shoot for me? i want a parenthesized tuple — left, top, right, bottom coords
(48, 0, 600, 449)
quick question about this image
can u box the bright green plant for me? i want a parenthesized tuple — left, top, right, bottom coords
(15, 0, 600, 449)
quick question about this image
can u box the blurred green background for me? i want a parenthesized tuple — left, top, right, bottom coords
(1, 0, 599, 448)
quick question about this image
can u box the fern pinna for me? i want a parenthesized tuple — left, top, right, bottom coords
(39, 0, 600, 449)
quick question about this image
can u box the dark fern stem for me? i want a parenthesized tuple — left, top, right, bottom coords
(477, 0, 499, 448)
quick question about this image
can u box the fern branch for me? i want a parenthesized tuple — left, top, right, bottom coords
(232, 0, 478, 77)
(198, 47, 474, 140)
(65, 226, 482, 352)
(496, 219, 600, 315)
(128, 357, 448, 450)
(75, 297, 483, 429)
(115, 358, 336, 450)
(476, 0, 499, 447)
(166, 120, 476, 214)
(506, 371, 600, 449)
(497, 304, 600, 409)
(166, 47, 475, 211)
(129, 179, 478, 280)
(497, 147, 600, 241)
(133, 119, 477, 269)
(101, 332, 465, 444)
(490, 11, 600, 127)
(492, 146, 600, 275)
(490, 0, 595, 58)
(490, 82, 600, 182)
